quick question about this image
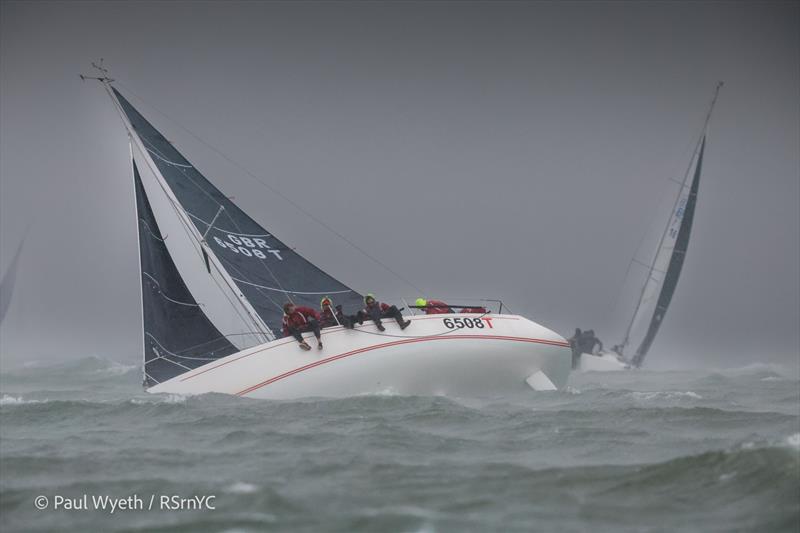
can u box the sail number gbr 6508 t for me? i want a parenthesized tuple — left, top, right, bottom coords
(442, 317, 494, 329)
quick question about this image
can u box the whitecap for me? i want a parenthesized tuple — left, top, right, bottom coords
(224, 482, 259, 494)
(358, 387, 399, 397)
(129, 394, 186, 405)
(93, 361, 138, 377)
(631, 391, 702, 401)
(717, 362, 797, 379)
(161, 394, 187, 404)
(785, 433, 800, 449)
(0, 394, 43, 405)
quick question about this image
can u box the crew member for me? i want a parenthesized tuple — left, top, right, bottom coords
(319, 296, 354, 329)
(282, 302, 323, 350)
(415, 298, 453, 315)
(579, 330, 603, 355)
(360, 293, 411, 331)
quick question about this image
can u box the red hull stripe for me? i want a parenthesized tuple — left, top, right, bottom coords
(181, 316, 522, 383)
(235, 335, 569, 397)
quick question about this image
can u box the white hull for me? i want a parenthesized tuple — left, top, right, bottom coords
(578, 352, 629, 372)
(148, 314, 572, 399)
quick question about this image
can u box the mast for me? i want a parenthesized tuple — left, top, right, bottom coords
(128, 137, 147, 386)
(619, 82, 723, 360)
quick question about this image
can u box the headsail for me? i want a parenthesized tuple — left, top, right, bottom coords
(111, 88, 364, 338)
(135, 163, 238, 386)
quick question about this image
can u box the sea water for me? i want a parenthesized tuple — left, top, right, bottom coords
(0, 357, 798, 532)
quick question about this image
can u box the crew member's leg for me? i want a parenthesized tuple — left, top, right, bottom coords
(341, 314, 355, 329)
(571, 346, 581, 369)
(366, 306, 385, 331)
(290, 327, 311, 350)
(382, 305, 411, 330)
(306, 318, 323, 349)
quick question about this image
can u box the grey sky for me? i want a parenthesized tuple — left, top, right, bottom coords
(1, 1, 798, 370)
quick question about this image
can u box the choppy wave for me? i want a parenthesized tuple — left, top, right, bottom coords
(630, 390, 703, 401)
(0, 394, 43, 405)
(0, 356, 798, 532)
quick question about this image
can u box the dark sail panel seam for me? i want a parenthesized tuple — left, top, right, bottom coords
(230, 275, 354, 295)
(143, 144, 193, 168)
(142, 136, 226, 210)
(139, 218, 166, 242)
(145, 332, 219, 361)
(142, 272, 203, 307)
(186, 211, 272, 238)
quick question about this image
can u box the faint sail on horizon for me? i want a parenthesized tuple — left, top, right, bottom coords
(0, 233, 26, 326)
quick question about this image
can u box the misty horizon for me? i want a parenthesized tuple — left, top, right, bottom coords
(1, 1, 798, 371)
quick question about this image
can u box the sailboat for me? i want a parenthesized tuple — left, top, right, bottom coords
(83, 69, 571, 398)
(579, 82, 722, 372)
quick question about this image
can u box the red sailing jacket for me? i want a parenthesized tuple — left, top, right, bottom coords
(282, 306, 320, 336)
(320, 306, 346, 327)
(363, 301, 391, 314)
(460, 307, 487, 314)
(423, 299, 452, 314)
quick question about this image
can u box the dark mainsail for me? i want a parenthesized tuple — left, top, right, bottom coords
(630, 137, 705, 367)
(135, 162, 238, 386)
(113, 88, 364, 337)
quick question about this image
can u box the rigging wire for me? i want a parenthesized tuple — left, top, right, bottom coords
(115, 81, 426, 295)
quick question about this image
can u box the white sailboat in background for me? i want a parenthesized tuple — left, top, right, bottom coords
(82, 66, 572, 398)
(579, 82, 723, 372)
